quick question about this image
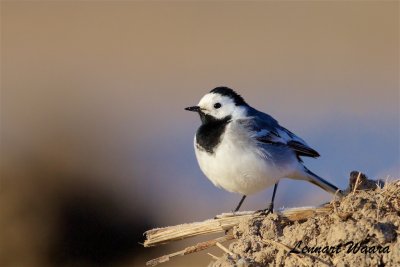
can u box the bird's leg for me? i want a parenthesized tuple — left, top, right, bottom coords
(219, 195, 247, 234)
(214, 195, 247, 221)
(257, 182, 279, 216)
(233, 195, 246, 213)
(269, 182, 279, 212)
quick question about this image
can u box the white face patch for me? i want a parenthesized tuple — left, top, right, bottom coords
(197, 93, 247, 120)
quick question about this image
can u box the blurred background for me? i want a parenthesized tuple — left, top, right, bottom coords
(1, 1, 399, 266)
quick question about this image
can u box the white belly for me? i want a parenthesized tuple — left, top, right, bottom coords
(194, 132, 286, 195)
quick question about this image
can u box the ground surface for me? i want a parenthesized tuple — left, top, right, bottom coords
(211, 176, 400, 266)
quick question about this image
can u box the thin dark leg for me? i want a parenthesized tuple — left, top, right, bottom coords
(257, 182, 279, 215)
(234, 195, 246, 212)
(268, 182, 279, 212)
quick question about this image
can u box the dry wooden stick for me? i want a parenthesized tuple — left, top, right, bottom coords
(352, 171, 362, 195)
(146, 234, 234, 266)
(215, 241, 234, 256)
(207, 253, 220, 260)
(145, 211, 260, 247)
(144, 205, 332, 247)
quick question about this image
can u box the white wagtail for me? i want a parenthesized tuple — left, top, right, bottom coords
(185, 87, 343, 213)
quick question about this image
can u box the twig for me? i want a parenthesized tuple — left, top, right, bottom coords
(207, 253, 220, 260)
(352, 171, 362, 195)
(144, 205, 332, 247)
(146, 234, 234, 266)
(215, 241, 234, 256)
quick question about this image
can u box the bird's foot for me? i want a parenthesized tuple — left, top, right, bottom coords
(255, 203, 274, 216)
(255, 208, 272, 216)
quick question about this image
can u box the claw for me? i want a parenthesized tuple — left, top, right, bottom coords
(255, 208, 271, 216)
(255, 203, 274, 216)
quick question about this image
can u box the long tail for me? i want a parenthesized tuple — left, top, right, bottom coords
(303, 168, 343, 197)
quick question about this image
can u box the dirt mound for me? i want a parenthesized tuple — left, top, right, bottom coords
(211, 175, 400, 266)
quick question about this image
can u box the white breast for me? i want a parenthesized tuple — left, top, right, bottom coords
(194, 122, 285, 195)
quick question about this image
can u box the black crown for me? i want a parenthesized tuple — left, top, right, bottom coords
(210, 87, 247, 106)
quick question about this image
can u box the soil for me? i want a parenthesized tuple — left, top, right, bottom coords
(211, 173, 400, 266)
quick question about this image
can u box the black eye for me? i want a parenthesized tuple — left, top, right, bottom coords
(214, 103, 222, 109)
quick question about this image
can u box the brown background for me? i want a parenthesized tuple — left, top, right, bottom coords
(1, 1, 399, 266)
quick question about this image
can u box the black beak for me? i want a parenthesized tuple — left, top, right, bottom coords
(185, 106, 201, 112)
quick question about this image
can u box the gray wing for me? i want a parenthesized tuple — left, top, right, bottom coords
(241, 108, 320, 159)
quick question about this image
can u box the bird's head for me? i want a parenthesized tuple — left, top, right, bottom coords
(185, 87, 248, 123)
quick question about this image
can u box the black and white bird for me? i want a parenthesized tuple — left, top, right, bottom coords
(185, 87, 342, 213)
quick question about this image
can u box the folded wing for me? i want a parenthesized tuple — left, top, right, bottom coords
(238, 111, 320, 159)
